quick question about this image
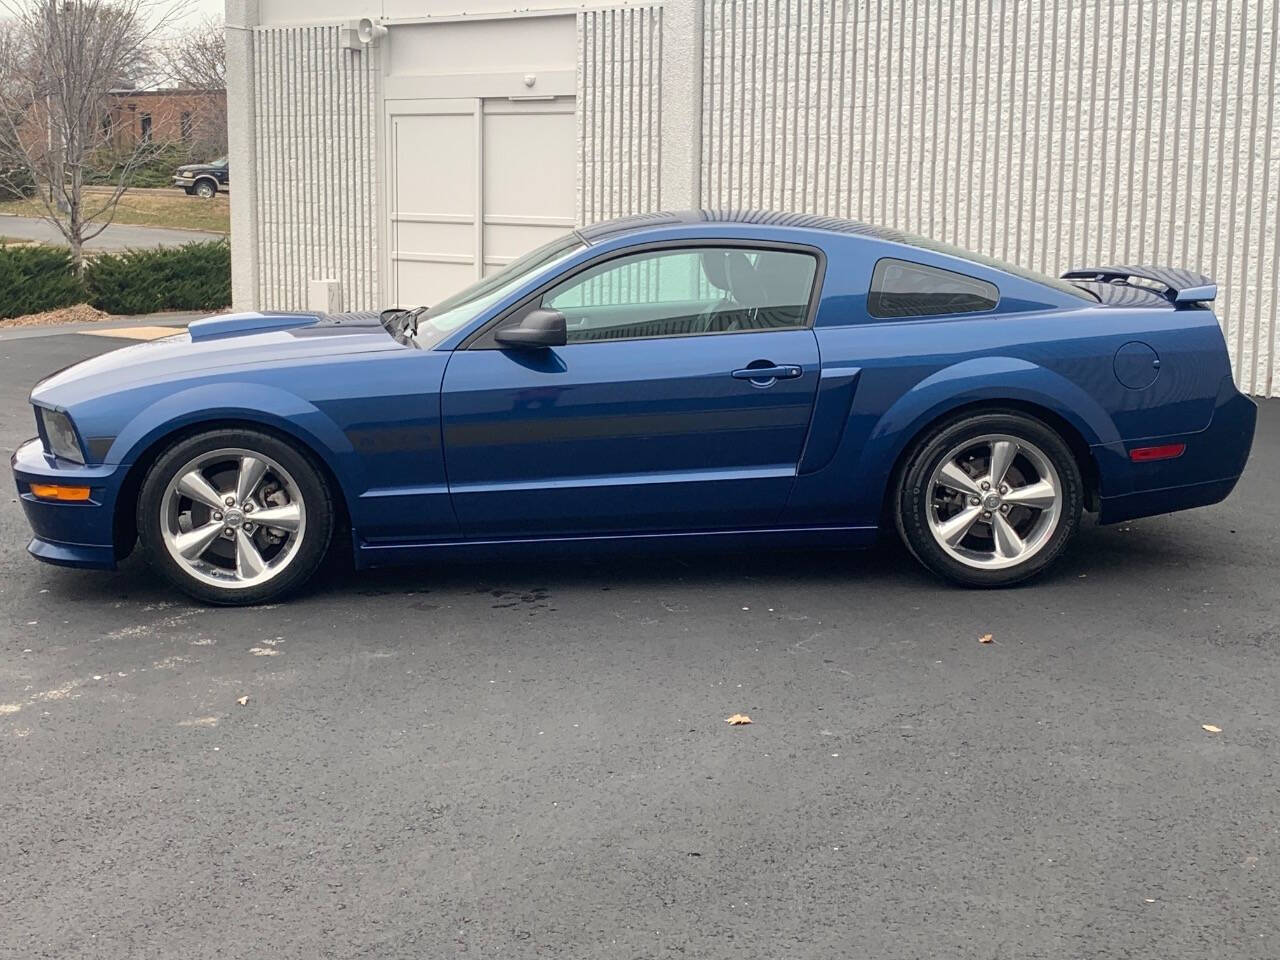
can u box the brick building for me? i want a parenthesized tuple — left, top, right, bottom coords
(105, 88, 227, 155)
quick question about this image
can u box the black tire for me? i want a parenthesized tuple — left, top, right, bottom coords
(895, 410, 1083, 587)
(137, 428, 334, 605)
(194, 179, 216, 198)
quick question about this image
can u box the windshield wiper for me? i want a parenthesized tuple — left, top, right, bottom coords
(402, 305, 429, 337)
(380, 305, 430, 342)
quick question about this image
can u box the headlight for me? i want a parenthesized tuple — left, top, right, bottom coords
(38, 407, 85, 464)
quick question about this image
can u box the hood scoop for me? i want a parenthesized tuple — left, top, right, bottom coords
(188, 311, 320, 342)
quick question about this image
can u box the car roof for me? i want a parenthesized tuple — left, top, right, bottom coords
(577, 209, 913, 245)
(577, 209, 1096, 304)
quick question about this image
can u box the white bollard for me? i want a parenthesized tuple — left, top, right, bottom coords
(307, 279, 343, 315)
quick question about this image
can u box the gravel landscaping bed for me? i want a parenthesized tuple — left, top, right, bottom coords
(0, 304, 113, 328)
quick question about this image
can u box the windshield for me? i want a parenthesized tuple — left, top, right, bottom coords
(408, 232, 586, 348)
(213, 156, 228, 166)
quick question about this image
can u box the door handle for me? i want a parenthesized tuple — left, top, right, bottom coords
(732, 364, 803, 382)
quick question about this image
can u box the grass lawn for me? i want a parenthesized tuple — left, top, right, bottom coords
(0, 187, 229, 234)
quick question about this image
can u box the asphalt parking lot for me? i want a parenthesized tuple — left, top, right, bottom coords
(2, 331, 1278, 959)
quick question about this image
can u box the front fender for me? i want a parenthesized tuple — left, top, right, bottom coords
(108, 382, 360, 490)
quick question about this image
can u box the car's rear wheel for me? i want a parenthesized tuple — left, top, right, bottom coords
(194, 179, 216, 198)
(895, 411, 1083, 587)
(137, 429, 333, 605)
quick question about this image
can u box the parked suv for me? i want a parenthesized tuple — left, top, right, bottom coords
(173, 157, 229, 198)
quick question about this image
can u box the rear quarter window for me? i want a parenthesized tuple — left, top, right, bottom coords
(868, 258, 999, 319)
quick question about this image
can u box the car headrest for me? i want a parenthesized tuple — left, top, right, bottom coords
(700, 250, 731, 292)
(726, 250, 765, 306)
(751, 251, 811, 305)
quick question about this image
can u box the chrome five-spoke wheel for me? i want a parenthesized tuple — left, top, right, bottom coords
(925, 434, 1063, 570)
(160, 447, 307, 590)
(141, 429, 333, 604)
(897, 411, 1083, 587)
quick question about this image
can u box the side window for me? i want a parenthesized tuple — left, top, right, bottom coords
(868, 258, 999, 319)
(541, 247, 817, 343)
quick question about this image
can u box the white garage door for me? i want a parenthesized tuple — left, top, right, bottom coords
(386, 96, 577, 309)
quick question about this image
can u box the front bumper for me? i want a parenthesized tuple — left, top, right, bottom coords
(172, 175, 196, 188)
(11, 438, 126, 570)
(1094, 377, 1258, 524)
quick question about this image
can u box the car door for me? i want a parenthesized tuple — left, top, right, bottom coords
(439, 243, 824, 538)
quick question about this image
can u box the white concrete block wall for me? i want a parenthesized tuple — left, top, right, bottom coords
(226, 0, 260, 311)
(577, 6, 665, 222)
(236, 0, 1280, 397)
(251, 25, 380, 312)
(696, 0, 1280, 397)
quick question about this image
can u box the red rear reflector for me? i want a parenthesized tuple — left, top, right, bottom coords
(1129, 443, 1186, 462)
(30, 484, 92, 501)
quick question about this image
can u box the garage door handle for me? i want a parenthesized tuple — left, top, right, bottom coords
(732, 364, 803, 381)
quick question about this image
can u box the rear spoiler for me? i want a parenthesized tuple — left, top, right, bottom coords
(1060, 265, 1216, 305)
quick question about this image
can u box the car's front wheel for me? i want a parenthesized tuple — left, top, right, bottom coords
(194, 179, 216, 198)
(896, 411, 1083, 587)
(137, 429, 334, 604)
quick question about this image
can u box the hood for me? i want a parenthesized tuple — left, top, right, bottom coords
(31, 311, 403, 408)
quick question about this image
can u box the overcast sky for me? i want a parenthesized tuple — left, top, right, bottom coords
(167, 0, 225, 29)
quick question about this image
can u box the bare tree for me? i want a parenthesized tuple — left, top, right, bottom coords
(0, 0, 176, 273)
(157, 14, 225, 154)
(159, 15, 223, 90)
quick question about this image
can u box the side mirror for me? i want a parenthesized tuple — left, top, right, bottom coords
(494, 307, 567, 350)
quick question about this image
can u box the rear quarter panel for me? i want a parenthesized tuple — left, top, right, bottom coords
(786, 231, 1234, 525)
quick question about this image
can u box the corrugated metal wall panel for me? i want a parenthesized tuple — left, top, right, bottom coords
(252, 26, 379, 312)
(699, 0, 1280, 397)
(577, 6, 664, 223)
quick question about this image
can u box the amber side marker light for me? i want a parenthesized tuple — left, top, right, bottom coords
(30, 484, 92, 501)
(1129, 443, 1187, 463)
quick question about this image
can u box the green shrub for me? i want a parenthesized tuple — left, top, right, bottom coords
(86, 239, 230, 315)
(0, 245, 86, 319)
(86, 144, 222, 189)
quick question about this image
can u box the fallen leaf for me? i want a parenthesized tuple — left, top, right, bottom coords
(1202, 724, 1222, 734)
(725, 713, 752, 726)
(236, 696, 249, 706)
(978, 633, 994, 644)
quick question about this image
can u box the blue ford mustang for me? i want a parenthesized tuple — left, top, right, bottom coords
(11, 212, 1257, 604)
